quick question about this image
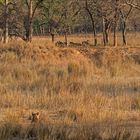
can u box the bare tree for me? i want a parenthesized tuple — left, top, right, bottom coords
(96, 0, 113, 46)
(119, 3, 133, 45)
(84, 0, 97, 46)
(125, 0, 140, 10)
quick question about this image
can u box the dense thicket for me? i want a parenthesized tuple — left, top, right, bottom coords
(0, 0, 140, 45)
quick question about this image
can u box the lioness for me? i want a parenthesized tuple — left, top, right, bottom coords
(31, 112, 40, 123)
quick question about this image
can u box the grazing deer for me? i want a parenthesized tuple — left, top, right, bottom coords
(55, 41, 67, 47)
(31, 112, 40, 123)
(69, 42, 82, 47)
(82, 40, 90, 46)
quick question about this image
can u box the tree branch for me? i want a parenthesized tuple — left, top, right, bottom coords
(125, 0, 140, 10)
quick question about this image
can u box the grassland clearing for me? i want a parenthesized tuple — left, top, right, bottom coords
(0, 34, 139, 139)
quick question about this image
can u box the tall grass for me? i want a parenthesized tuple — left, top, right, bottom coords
(0, 34, 139, 139)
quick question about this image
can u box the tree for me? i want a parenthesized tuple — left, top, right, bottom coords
(0, 0, 140, 45)
(119, 1, 133, 45)
(95, 0, 113, 46)
(60, 0, 81, 45)
(84, 0, 97, 46)
(40, 0, 79, 44)
(24, 0, 44, 42)
(125, 0, 140, 10)
(3, 0, 8, 43)
(112, 0, 120, 47)
(40, 0, 64, 42)
(0, 0, 9, 43)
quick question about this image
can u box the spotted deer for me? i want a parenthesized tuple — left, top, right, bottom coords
(69, 42, 82, 47)
(55, 41, 67, 47)
(82, 40, 90, 46)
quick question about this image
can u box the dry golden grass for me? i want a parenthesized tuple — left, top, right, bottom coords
(0, 33, 139, 139)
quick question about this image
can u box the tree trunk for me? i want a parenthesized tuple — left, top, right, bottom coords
(51, 33, 55, 43)
(102, 17, 110, 46)
(64, 28, 68, 46)
(105, 29, 109, 45)
(92, 19, 97, 46)
(113, 22, 117, 47)
(113, 1, 118, 47)
(122, 21, 127, 45)
(26, 0, 33, 42)
(0, 29, 3, 42)
(3, 0, 8, 44)
(85, 1, 97, 46)
(102, 17, 106, 46)
(105, 22, 110, 45)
